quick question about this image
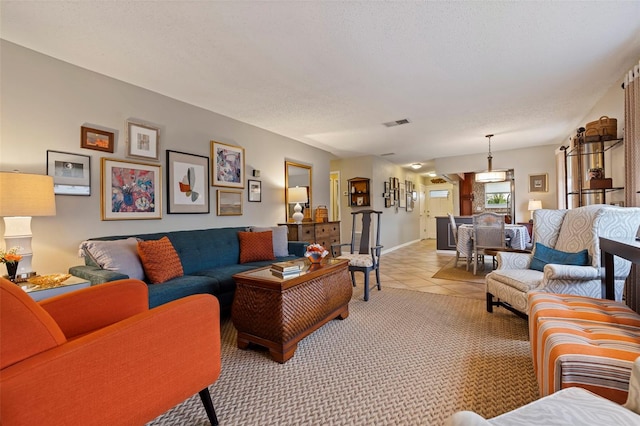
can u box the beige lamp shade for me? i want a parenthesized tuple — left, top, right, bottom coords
(288, 187, 308, 204)
(527, 200, 542, 212)
(0, 172, 56, 217)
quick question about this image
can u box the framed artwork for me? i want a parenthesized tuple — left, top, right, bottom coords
(529, 173, 548, 193)
(217, 190, 243, 216)
(211, 141, 245, 188)
(81, 126, 114, 153)
(166, 150, 210, 214)
(101, 158, 161, 220)
(383, 181, 390, 198)
(127, 121, 159, 160)
(248, 179, 261, 202)
(47, 150, 91, 196)
(399, 182, 406, 208)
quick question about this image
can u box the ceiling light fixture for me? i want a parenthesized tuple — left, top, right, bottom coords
(410, 163, 422, 170)
(475, 134, 506, 183)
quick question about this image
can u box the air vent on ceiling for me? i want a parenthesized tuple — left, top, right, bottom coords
(382, 118, 410, 127)
(380, 152, 395, 157)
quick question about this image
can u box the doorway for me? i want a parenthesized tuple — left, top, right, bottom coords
(426, 183, 454, 239)
(329, 171, 340, 222)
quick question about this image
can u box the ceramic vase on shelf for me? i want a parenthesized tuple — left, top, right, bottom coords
(5, 262, 19, 282)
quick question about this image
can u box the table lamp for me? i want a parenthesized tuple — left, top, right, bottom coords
(288, 187, 308, 224)
(528, 199, 542, 223)
(0, 172, 56, 278)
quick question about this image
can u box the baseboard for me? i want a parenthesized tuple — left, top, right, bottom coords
(381, 239, 421, 255)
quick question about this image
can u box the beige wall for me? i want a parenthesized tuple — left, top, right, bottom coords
(0, 41, 334, 274)
(435, 144, 559, 223)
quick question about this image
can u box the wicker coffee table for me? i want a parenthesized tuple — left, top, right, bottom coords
(232, 258, 352, 363)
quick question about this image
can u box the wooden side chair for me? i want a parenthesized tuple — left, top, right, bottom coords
(332, 209, 383, 301)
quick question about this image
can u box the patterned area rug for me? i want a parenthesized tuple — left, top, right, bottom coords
(147, 288, 537, 426)
(432, 258, 493, 283)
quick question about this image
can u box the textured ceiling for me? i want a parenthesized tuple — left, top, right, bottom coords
(2, 1, 639, 172)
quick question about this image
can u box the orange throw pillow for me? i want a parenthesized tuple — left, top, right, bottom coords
(137, 237, 184, 284)
(238, 231, 275, 264)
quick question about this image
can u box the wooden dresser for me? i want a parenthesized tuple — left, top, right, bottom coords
(281, 221, 341, 251)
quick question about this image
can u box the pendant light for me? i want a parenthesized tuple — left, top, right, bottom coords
(475, 134, 506, 183)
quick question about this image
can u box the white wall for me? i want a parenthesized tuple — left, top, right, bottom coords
(0, 41, 334, 274)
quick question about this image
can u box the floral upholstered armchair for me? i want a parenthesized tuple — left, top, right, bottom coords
(486, 205, 640, 317)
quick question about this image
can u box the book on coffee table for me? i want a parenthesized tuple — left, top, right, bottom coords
(271, 261, 302, 273)
(270, 269, 301, 279)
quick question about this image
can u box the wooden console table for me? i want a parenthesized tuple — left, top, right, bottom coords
(600, 237, 640, 300)
(232, 258, 352, 363)
(280, 221, 340, 252)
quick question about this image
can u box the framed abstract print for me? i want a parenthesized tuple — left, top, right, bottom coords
(211, 141, 245, 188)
(101, 158, 161, 220)
(167, 150, 210, 214)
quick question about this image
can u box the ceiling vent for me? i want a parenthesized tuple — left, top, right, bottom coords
(380, 152, 395, 157)
(382, 118, 410, 127)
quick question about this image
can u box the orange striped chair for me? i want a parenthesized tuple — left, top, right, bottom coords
(529, 292, 640, 404)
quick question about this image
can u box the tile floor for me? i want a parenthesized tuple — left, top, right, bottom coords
(351, 239, 486, 301)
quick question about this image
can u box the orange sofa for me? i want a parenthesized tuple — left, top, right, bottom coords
(0, 277, 221, 425)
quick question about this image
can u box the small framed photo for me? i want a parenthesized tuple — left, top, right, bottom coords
(217, 190, 243, 216)
(166, 150, 210, 214)
(127, 121, 159, 160)
(211, 141, 245, 188)
(248, 179, 261, 202)
(529, 173, 548, 193)
(47, 150, 91, 195)
(101, 158, 161, 220)
(81, 126, 114, 153)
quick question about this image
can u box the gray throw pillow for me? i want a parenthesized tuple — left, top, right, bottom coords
(79, 237, 145, 280)
(249, 226, 289, 257)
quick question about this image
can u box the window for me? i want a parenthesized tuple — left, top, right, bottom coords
(429, 190, 449, 198)
(485, 182, 511, 209)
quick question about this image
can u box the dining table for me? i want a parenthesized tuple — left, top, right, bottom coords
(456, 224, 531, 259)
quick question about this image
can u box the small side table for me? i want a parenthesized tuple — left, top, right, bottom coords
(21, 275, 91, 301)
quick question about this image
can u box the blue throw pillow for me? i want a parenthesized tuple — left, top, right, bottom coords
(529, 243, 590, 272)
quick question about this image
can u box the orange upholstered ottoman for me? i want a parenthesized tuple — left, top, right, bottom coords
(528, 293, 640, 404)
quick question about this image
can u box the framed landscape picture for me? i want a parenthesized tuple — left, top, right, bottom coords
(211, 141, 245, 188)
(47, 150, 91, 195)
(101, 158, 161, 220)
(81, 126, 114, 153)
(217, 190, 243, 216)
(127, 121, 159, 160)
(166, 150, 210, 214)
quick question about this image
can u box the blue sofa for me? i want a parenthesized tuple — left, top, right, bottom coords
(69, 227, 307, 311)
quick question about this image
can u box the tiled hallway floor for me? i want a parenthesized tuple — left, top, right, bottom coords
(351, 239, 486, 301)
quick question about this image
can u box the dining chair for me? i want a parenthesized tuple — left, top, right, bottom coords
(472, 212, 506, 275)
(448, 213, 465, 268)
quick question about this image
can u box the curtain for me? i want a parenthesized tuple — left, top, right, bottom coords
(624, 60, 640, 312)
